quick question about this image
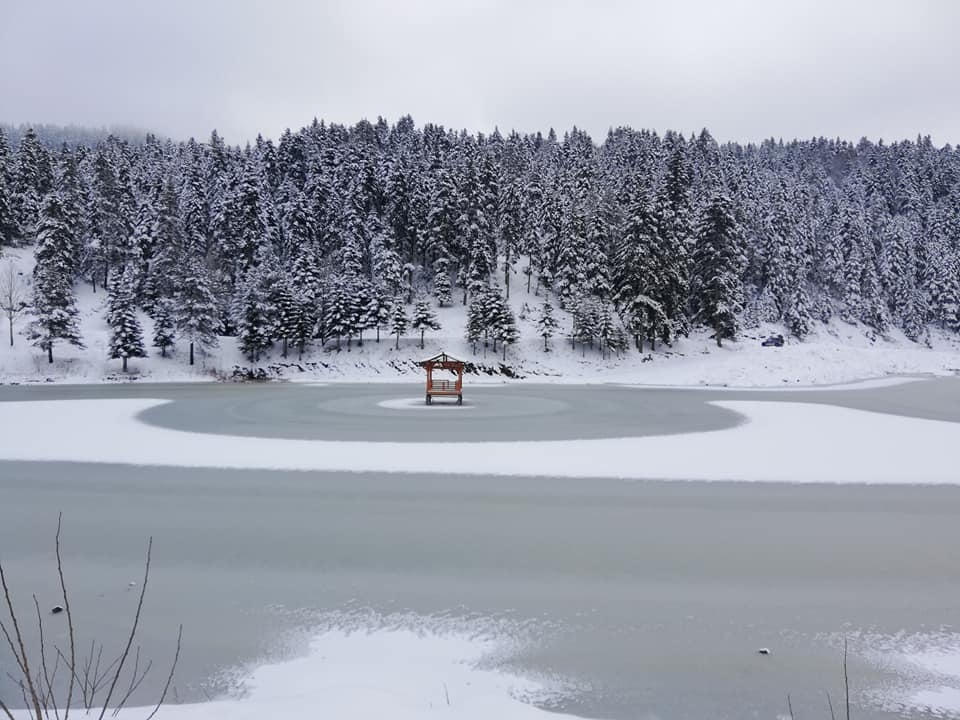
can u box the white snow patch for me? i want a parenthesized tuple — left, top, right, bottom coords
(2, 398, 960, 484)
(378, 397, 474, 411)
(842, 631, 960, 716)
(12, 623, 576, 720)
(623, 375, 927, 392)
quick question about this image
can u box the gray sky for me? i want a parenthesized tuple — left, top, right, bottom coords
(2, 0, 958, 146)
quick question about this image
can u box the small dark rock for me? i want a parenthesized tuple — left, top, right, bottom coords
(51, 605, 64, 615)
(757, 647, 770, 655)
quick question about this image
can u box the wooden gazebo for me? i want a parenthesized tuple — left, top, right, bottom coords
(419, 352, 465, 405)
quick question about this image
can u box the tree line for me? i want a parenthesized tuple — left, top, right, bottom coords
(0, 117, 958, 367)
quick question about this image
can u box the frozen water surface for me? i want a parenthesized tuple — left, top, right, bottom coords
(1, 380, 959, 719)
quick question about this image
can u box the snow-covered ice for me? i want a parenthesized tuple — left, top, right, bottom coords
(845, 632, 960, 716)
(11, 622, 576, 720)
(377, 396, 475, 410)
(1, 396, 959, 483)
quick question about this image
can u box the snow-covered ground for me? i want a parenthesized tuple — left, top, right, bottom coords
(2, 246, 959, 387)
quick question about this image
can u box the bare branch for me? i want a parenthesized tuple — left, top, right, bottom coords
(0, 695, 16, 720)
(112, 654, 153, 717)
(843, 636, 851, 720)
(826, 690, 836, 720)
(0, 619, 29, 678)
(32, 595, 59, 720)
(97, 537, 152, 720)
(55, 514, 76, 720)
(0, 555, 44, 720)
(144, 624, 181, 720)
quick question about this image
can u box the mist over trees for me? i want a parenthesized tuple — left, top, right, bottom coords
(0, 116, 958, 364)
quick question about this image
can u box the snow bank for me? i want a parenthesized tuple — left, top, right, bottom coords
(2, 397, 959, 483)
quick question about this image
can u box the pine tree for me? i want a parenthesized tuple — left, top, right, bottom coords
(107, 265, 146, 371)
(389, 299, 408, 350)
(233, 259, 278, 362)
(495, 302, 519, 360)
(0, 129, 20, 245)
(785, 281, 812, 339)
(14, 128, 52, 239)
(691, 191, 744, 347)
(433, 258, 453, 307)
(466, 295, 485, 353)
(28, 193, 83, 362)
(411, 297, 441, 349)
(151, 297, 175, 357)
(536, 299, 559, 351)
(175, 257, 219, 365)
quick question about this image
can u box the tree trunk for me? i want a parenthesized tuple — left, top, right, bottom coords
(104, 265, 109, 292)
(8, 318, 12, 347)
(189, 341, 195, 366)
(715, 324, 723, 347)
(544, 335, 548, 352)
(526, 272, 532, 293)
(282, 337, 288, 358)
(420, 329, 425, 349)
(395, 333, 400, 350)
(502, 343, 507, 361)
(122, 356, 128, 372)
(376, 326, 381, 343)
(48, 343, 53, 363)
(161, 345, 166, 358)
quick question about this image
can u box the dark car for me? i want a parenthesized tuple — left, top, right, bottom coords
(762, 334, 785, 347)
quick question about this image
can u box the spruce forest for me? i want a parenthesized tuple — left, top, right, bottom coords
(1, 117, 959, 365)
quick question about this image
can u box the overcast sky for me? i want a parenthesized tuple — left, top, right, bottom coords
(2, 0, 958, 146)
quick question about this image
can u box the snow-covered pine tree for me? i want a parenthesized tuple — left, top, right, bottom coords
(151, 296, 175, 357)
(494, 301, 519, 360)
(536, 299, 559, 351)
(690, 191, 744, 347)
(597, 303, 616, 358)
(28, 193, 83, 363)
(785, 280, 812, 339)
(14, 128, 52, 240)
(233, 254, 278, 362)
(323, 276, 350, 349)
(389, 298, 408, 350)
(411, 297, 441, 349)
(498, 178, 524, 299)
(346, 278, 371, 348)
(0, 129, 20, 245)
(433, 257, 453, 307)
(367, 282, 391, 343)
(623, 294, 669, 352)
(107, 264, 146, 371)
(465, 293, 485, 354)
(174, 256, 219, 366)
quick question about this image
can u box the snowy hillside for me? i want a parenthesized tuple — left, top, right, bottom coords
(2, 246, 959, 387)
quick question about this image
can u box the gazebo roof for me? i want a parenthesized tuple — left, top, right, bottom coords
(419, 352, 465, 367)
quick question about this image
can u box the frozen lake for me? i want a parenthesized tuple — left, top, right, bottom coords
(1, 379, 959, 719)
